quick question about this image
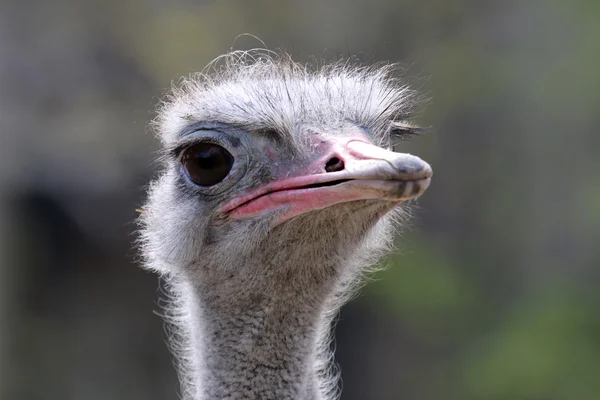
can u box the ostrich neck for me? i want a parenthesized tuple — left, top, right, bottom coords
(181, 257, 340, 400)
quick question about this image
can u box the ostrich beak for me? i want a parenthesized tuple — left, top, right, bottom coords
(221, 139, 432, 224)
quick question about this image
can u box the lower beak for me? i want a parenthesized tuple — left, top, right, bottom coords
(221, 140, 432, 224)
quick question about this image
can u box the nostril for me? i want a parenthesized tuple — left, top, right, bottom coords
(325, 157, 345, 173)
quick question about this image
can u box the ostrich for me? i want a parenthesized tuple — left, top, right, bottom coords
(139, 51, 432, 400)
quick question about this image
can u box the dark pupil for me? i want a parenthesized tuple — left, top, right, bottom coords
(181, 143, 234, 187)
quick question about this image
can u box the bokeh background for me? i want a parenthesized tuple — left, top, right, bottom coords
(1, 0, 599, 399)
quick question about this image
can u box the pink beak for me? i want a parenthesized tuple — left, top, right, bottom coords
(220, 139, 432, 225)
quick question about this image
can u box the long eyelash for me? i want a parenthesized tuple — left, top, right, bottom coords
(168, 144, 189, 160)
(390, 123, 427, 141)
(166, 137, 223, 160)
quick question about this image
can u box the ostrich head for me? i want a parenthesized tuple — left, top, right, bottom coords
(140, 51, 432, 400)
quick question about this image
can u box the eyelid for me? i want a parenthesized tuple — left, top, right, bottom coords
(168, 132, 229, 159)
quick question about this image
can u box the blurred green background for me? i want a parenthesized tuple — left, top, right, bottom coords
(1, 0, 599, 399)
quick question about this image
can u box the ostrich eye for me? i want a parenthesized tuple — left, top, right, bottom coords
(180, 143, 234, 187)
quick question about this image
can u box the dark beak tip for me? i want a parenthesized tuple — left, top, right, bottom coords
(395, 156, 433, 179)
(422, 163, 433, 178)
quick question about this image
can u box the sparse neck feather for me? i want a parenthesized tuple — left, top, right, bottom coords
(176, 254, 342, 400)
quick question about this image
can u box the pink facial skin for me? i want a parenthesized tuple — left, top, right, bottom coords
(219, 137, 432, 226)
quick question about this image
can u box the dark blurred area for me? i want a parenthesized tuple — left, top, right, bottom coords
(1, 0, 599, 399)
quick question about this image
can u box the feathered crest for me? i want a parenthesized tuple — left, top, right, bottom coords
(153, 49, 423, 150)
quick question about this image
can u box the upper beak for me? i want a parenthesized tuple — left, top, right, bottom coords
(338, 140, 432, 197)
(220, 139, 432, 224)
